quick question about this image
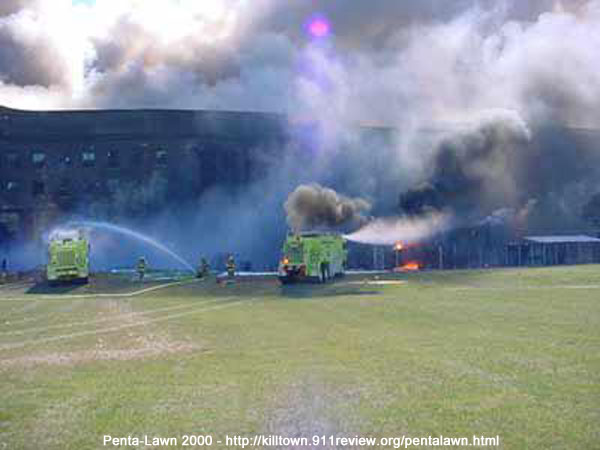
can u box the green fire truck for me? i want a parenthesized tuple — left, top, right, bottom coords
(47, 229, 90, 284)
(278, 232, 347, 284)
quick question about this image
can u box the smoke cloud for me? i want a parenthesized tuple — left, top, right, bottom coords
(399, 111, 532, 221)
(3, 1, 600, 267)
(0, 0, 596, 118)
(285, 184, 371, 232)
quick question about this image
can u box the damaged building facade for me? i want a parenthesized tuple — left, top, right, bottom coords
(0, 105, 401, 269)
(2, 105, 600, 270)
(0, 106, 287, 243)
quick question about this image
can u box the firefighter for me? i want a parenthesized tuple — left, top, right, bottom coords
(1, 257, 6, 284)
(226, 254, 236, 279)
(197, 257, 210, 279)
(137, 256, 147, 281)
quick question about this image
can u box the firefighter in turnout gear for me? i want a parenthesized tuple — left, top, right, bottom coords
(197, 257, 210, 279)
(137, 257, 147, 281)
(226, 254, 236, 280)
(1, 257, 7, 284)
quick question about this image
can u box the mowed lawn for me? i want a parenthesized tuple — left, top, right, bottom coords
(0, 267, 599, 449)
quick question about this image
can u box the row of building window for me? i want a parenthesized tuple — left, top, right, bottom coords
(0, 149, 169, 169)
(2, 179, 114, 196)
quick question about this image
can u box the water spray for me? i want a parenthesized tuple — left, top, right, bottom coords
(343, 213, 450, 246)
(66, 220, 195, 272)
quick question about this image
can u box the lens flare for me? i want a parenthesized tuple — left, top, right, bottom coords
(307, 16, 331, 38)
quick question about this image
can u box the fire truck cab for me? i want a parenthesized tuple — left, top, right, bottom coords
(47, 229, 90, 284)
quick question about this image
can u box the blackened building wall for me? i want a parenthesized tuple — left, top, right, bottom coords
(0, 106, 288, 241)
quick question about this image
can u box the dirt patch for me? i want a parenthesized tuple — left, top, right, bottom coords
(263, 375, 364, 449)
(102, 298, 134, 314)
(0, 335, 202, 369)
(347, 280, 406, 286)
(0, 295, 207, 361)
(0, 298, 242, 352)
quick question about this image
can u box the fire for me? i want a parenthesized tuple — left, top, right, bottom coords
(400, 261, 420, 271)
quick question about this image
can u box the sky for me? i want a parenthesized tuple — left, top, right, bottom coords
(0, 0, 597, 128)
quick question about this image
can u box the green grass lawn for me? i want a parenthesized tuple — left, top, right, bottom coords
(0, 266, 599, 449)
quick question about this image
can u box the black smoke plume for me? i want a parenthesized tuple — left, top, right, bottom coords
(399, 111, 600, 230)
(285, 184, 371, 232)
(400, 112, 531, 220)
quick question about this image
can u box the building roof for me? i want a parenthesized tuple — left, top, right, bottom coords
(0, 106, 288, 141)
(524, 235, 600, 244)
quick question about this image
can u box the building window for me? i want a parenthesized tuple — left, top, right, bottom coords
(83, 180, 102, 194)
(32, 152, 46, 168)
(32, 180, 45, 196)
(155, 149, 168, 167)
(107, 150, 119, 168)
(7, 153, 21, 169)
(82, 151, 96, 167)
(58, 179, 71, 196)
(131, 150, 144, 167)
(107, 179, 119, 191)
(60, 154, 72, 167)
(6, 181, 19, 192)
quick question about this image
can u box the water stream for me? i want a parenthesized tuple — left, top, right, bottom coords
(68, 220, 194, 272)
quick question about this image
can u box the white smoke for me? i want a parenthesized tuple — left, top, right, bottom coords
(0, 0, 597, 127)
(344, 213, 450, 246)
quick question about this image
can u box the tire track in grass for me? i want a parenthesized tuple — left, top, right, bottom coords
(1, 300, 43, 322)
(445, 284, 600, 291)
(0, 280, 33, 292)
(0, 297, 253, 351)
(1, 299, 95, 329)
(0, 279, 203, 328)
(0, 297, 229, 337)
(0, 278, 200, 302)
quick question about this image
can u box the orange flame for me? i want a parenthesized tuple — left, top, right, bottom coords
(400, 261, 420, 271)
